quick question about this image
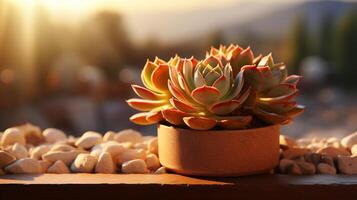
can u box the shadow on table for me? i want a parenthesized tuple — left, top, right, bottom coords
(0, 174, 42, 181)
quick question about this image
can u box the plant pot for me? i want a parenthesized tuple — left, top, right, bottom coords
(158, 124, 280, 177)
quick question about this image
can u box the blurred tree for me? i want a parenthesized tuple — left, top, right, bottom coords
(79, 11, 132, 81)
(288, 16, 310, 73)
(319, 13, 334, 62)
(333, 11, 357, 86)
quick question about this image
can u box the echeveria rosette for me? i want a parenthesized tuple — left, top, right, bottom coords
(208, 44, 255, 78)
(127, 57, 172, 125)
(242, 54, 304, 125)
(163, 55, 252, 130)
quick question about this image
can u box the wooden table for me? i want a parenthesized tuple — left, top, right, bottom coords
(1, 174, 357, 200)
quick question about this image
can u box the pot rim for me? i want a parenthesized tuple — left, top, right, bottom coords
(158, 123, 280, 134)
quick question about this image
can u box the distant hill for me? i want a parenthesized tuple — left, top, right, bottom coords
(224, 1, 357, 41)
(124, 1, 357, 45)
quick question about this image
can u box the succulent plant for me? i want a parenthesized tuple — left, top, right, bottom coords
(163, 55, 252, 130)
(242, 53, 304, 125)
(127, 57, 172, 125)
(127, 44, 304, 130)
(208, 44, 255, 78)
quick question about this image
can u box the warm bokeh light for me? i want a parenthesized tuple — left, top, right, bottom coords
(0, 0, 355, 137)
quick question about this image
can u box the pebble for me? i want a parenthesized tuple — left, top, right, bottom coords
(5, 158, 41, 174)
(75, 131, 102, 149)
(31, 145, 51, 160)
(71, 154, 97, 173)
(134, 143, 148, 150)
(48, 160, 70, 174)
(279, 135, 297, 150)
(279, 159, 295, 173)
(351, 144, 357, 155)
(337, 155, 357, 175)
(102, 142, 126, 158)
(39, 160, 52, 173)
(42, 150, 81, 165)
(341, 131, 357, 149)
(317, 163, 336, 175)
(95, 152, 115, 174)
(0, 150, 16, 167)
(146, 153, 160, 171)
(51, 144, 76, 152)
(295, 160, 316, 175)
(154, 166, 167, 174)
(115, 149, 147, 164)
(16, 123, 44, 146)
(282, 147, 310, 160)
(317, 146, 351, 159)
(1, 128, 26, 147)
(90, 148, 103, 159)
(121, 159, 148, 174)
(304, 153, 321, 166)
(9, 143, 28, 159)
(43, 128, 67, 143)
(320, 155, 335, 167)
(115, 129, 142, 144)
(103, 131, 116, 142)
(147, 137, 158, 155)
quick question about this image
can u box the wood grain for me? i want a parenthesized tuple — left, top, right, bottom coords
(1, 174, 357, 200)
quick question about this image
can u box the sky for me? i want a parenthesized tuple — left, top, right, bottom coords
(7, 0, 354, 44)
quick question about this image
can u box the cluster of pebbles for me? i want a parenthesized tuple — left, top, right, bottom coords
(0, 123, 165, 175)
(278, 132, 357, 175)
(1, 123, 357, 176)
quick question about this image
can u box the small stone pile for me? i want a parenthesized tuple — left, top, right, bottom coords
(0, 123, 165, 175)
(279, 132, 357, 175)
(1, 123, 357, 176)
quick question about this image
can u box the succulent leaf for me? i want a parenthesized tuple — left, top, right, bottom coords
(183, 116, 217, 130)
(131, 85, 165, 100)
(161, 108, 189, 126)
(191, 85, 221, 106)
(151, 64, 169, 91)
(127, 99, 167, 111)
(218, 116, 252, 129)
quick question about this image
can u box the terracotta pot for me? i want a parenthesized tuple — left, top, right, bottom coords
(158, 124, 280, 177)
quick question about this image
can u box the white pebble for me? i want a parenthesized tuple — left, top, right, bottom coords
(147, 137, 158, 155)
(121, 159, 148, 174)
(95, 152, 115, 174)
(51, 144, 76, 152)
(5, 158, 41, 174)
(1, 128, 26, 147)
(48, 160, 70, 174)
(102, 142, 126, 158)
(31, 145, 51, 160)
(115, 129, 142, 144)
(115, 149, 146, 164)
(9, 143, 28, 159)
(39, 160, 52, 173)
(341, 131, 357, 149)
(0, 150, 16, 167)
(146, 154, 160, 171)
(103, 131, 115, 142)
(43, 128, 66, 143)
(351, 144, 357, 155)
(71, 153, 97, 173)
(90, 148, 103, 159)
(154, 166, 167, 174)
(75, 131, 102, 149)
(42, 150, 81, 165)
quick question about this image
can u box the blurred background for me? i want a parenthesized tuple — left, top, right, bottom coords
(0, 0, 356, 138)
